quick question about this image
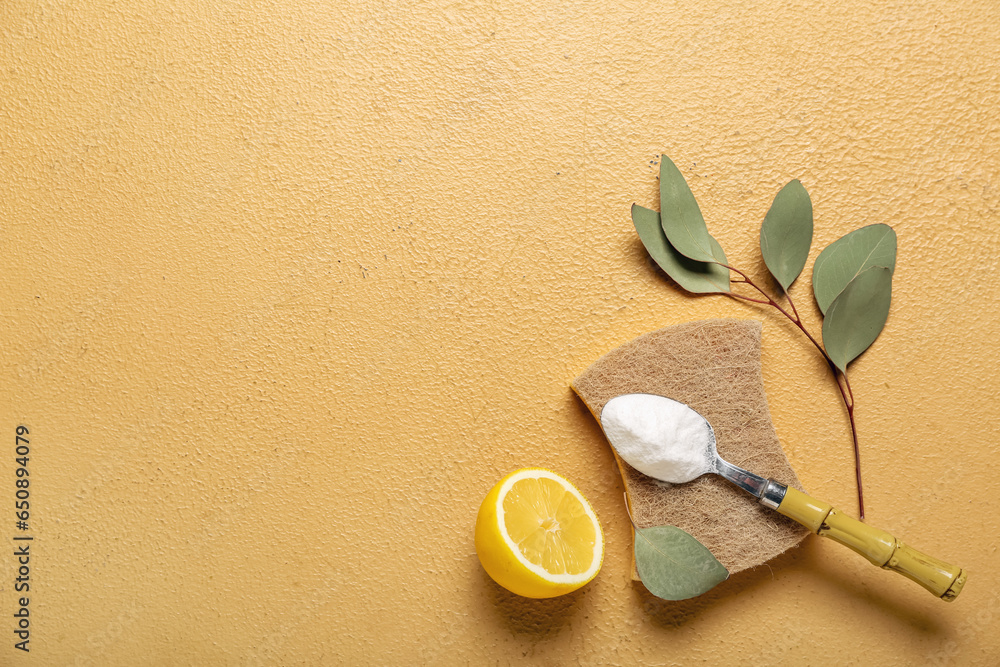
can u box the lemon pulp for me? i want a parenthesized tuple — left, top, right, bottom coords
(502, 476, 598, 576)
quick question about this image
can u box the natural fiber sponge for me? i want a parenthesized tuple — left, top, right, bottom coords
(572, 319, 808, 576)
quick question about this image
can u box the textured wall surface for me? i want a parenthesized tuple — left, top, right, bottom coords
(2, 0, 999, 664)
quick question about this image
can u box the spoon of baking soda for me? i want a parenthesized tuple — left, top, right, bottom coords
(600, 393, 967, 601)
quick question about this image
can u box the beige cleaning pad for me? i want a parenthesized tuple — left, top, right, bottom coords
(573, 319, 808, 576)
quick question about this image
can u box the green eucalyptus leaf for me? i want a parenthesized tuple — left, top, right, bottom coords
(760, 179, 813, 292)
(634, 525, 729, 601)
(822, 266, 893, 373)
(812, 224, 897, 314)
(659, 156, 728, 265)
(632, 205, 731, 293)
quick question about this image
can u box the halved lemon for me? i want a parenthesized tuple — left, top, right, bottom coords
(475, 468, 604, 598)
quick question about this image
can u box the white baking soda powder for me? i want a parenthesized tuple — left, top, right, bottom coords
(600, 394, 715, 484)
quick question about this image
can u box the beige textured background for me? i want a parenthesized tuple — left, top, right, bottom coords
(2, 0, 999, 664)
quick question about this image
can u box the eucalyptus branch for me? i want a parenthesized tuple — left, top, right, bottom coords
(633, 156, 895, 521)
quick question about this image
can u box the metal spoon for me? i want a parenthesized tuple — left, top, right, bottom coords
(600, 393, 966, 601)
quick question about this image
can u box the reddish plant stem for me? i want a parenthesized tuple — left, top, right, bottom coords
(721, 263, 866, 519)
(838, 373, 863, 517)
(727, 293, 771, 306)
(840, 364, 856, 405)
(723, 265, 826, 356)
(785, 290, 802, 323)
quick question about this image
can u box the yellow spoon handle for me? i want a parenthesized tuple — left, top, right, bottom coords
(775, 487, 967, 601)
